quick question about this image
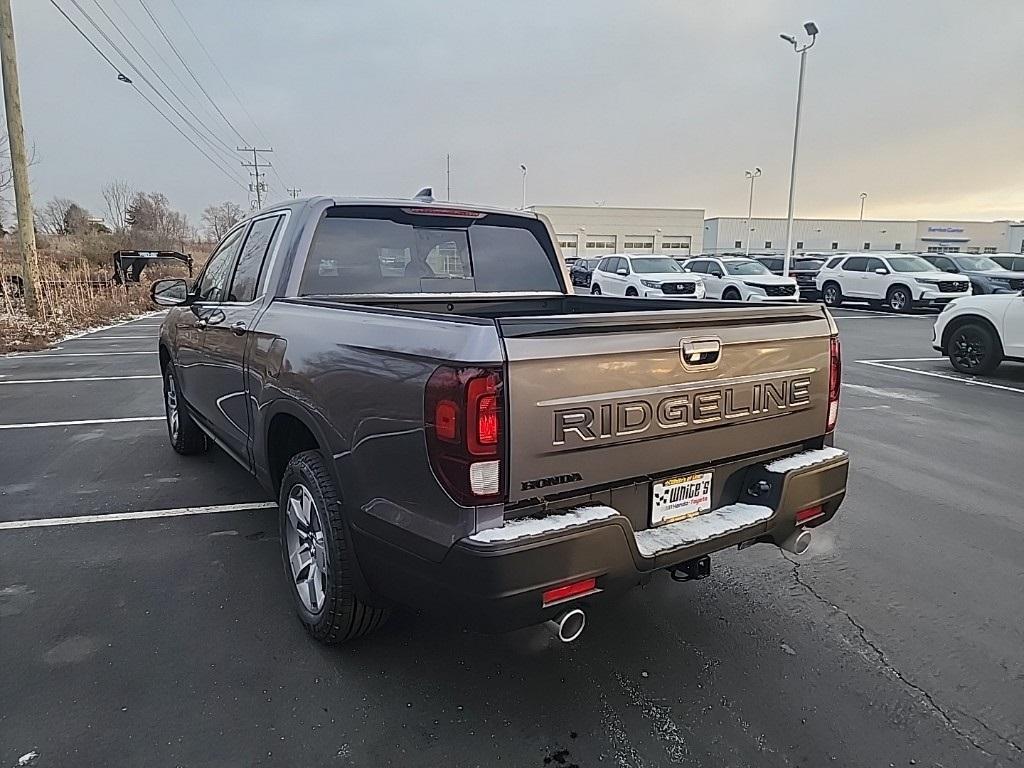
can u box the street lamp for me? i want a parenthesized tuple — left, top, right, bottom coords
(859, 192, 868, 221)
(744, 168, 762, 257)
(779, 21, 818, 277)
(520, 164, 528, 209)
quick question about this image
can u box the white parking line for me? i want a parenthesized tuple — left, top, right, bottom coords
(0, 502, 276, 531)
(834, 314, 934, 320)
(71, 335, 156, 340)
(7, 351, 156, 358)
(857, 360, 1024, 394)
(0, 375, 161, 385)
(0, 416, 164, 430)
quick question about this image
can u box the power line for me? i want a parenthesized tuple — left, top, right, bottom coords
(63, 0, 241, 171)
(107, 0, 230, 147)
(135, 0, 249, 146)
(90, 0, 237, 160)
(49, 0, 245, 188)
(167, 0, 293, 190)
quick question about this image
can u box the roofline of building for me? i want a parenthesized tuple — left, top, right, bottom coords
(706, 215, 1023, 225)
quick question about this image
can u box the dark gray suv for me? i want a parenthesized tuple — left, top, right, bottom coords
(922, 254, 1024, 295)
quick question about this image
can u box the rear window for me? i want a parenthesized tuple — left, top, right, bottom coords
(299, 206, 561, 295)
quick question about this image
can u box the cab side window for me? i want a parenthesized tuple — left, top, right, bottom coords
(842, 257, 868, 272)
(865, 257, 886, 272)
(197, 227, 245, 302)
(229, 215, 285, 302)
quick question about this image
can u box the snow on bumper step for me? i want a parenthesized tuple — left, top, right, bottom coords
(633, 503, 772, 558)
(467, 505, 618, 544)
(762, 446, 846, 474)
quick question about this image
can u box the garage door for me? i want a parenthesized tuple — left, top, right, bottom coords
(556, 234, 578, 259)
(622, 237, 654, 254)
(659, 236, 691, 256)
(585, 236, 617, 257)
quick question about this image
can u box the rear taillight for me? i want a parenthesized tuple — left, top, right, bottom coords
(827, 336, 841, 433)
(425, 366, 505, 506)
(796, 504, 825, 525)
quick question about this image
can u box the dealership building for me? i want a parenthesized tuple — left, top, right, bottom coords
(702, 217, 1024, 256)
(530, 205, 705, 260)
(528, 205, 1023, 259)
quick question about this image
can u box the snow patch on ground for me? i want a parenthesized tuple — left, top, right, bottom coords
(763, 446, 846, 474)
(633, 503, 772, 558)
(18, 751, 38, 766)
(468, 505, 619, 543)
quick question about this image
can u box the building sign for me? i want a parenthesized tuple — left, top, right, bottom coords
(927, 226, 965, 233)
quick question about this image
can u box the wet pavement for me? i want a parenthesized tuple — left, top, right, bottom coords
(1, 308, 1021, 767)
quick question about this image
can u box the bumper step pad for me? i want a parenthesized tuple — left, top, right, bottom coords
(634, 503, 772, 558)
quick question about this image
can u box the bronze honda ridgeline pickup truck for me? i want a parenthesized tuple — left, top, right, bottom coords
(152, 194, 848, 644)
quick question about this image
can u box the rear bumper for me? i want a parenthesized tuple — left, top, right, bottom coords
(354, 447, 849, 632)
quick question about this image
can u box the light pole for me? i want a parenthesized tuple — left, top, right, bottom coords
(780, 21, 818, 277)
(744, 168, 762, 257)
(859, 192, 867, 221)
(520, 164, 528, 209)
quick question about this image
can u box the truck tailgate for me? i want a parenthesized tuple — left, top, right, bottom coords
(498, 304, 835, 504)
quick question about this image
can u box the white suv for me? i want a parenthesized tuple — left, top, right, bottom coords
(590, 254, 706, 299)
(681, 257, 798, 301)
(816, 253, 971, 312)
(933, 292, 1024, 374)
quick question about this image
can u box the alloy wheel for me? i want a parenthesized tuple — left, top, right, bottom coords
(284, 483, 328, 613)
(951, 330, 986, 370)
(165, 373, 179, 441)
(889, 290, 907, 311)
(823, 285, 838, 305)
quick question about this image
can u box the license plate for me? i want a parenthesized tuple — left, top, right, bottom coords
(651, 471, 713, 526)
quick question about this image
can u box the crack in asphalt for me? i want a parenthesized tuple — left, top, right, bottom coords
(782, 552, 1023, 762)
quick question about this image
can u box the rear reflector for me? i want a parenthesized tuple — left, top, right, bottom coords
(542, 577, 597, 607)
(795, 504, 824, 525)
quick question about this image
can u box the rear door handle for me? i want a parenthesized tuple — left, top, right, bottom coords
(231, 321, 247, 336)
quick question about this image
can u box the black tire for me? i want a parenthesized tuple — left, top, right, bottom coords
(887, 285, 913, 313)
(723, 287, 741, 301)
(279, 450, 389, 644)
(625, 287, 639, 297)
(591, 284, 601, 295)
(821, 282, 843, 307)
(946, 322, 1002, 375)
(162, 365, 208, 455)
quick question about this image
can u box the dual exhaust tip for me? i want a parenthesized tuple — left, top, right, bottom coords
(546, 607, 586, 643)
(780, 528, 812, 555)
(544, 530, 811, 643)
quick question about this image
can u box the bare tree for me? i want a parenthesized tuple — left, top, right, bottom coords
(37, 196, 76, 235)
(201, 201, 243, 241)
(126, 191, 193, 249)
(101, 179, 133, 232)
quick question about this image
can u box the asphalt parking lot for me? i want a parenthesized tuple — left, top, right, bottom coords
(2, 306, 1022, 767)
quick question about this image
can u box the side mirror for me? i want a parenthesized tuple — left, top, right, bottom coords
(151, 278, 190, 306)
(711, 270, 724, 278)
(616, 268, 628, 276)
(874, 268, 889, 275)
(683, 268, 692, 273)
(945, 267, 958, 273)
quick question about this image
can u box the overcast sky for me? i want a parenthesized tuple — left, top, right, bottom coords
(9, 0, 1024, 227)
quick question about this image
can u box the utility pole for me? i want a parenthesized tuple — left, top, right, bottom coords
(859, 192, 867, 221)
(520, 164, 528, 210)
(0, 0, 39, 316)
(445, 153, 451, 201)
(238, 146, 272, 209)
(286, 187, 301, 199)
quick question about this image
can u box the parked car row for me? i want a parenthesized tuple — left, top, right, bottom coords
(566, 250, 1024, 313)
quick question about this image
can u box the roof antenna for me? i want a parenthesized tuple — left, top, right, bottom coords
(414, 187, 434, 202)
